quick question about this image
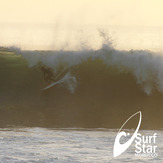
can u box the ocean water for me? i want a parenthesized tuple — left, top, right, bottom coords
(0, 32, 163, 162)
(0, 128, 162, 163)
(0, 41, 163, 129)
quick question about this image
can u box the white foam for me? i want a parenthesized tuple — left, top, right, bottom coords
(7, 34, 163, 95)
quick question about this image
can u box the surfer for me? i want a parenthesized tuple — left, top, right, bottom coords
(41, 66, 54, 83)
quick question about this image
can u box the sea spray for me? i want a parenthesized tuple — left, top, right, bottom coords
(7, 42, 163, 95)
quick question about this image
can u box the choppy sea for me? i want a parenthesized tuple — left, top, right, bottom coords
(0, 128, 162, 163)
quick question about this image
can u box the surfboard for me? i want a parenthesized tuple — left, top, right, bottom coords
(42, 71, 73, 91)
(42, 79, 63, 91)
(42, 76, 66, 91)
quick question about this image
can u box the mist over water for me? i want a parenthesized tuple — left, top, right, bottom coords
(1, 24, 163, 51)
(9, 31, 163, 95)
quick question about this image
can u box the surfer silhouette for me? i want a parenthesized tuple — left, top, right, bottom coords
(41, 66, 54, 83)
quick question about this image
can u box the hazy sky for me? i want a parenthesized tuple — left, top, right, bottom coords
(1, 0, 163, 50)
(0, 0, 163, 26)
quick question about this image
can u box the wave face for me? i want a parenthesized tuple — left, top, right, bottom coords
(0, 44, 163, 129)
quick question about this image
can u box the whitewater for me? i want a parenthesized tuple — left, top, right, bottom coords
(0, 128, 162, 163)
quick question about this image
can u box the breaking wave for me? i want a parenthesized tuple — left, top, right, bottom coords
(11, 40, 163, 95)
(0, 40, 163, 129)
